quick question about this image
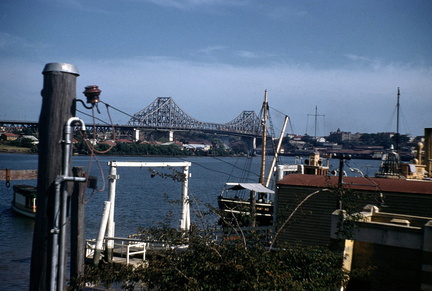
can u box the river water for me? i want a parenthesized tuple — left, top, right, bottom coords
(0, 153, 380, 290)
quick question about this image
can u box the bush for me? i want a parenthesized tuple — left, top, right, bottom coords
(70, 227, 348, 290)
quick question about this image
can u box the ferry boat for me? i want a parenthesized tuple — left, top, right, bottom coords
(11, 184, 37, 218)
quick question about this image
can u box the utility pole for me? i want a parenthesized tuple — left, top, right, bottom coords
(30, 63, 79, 291)
(307, 106, 325, 140)
(332, 153, 351, 209)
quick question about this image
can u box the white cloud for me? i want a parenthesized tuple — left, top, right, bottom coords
(264, 5, 308, 20)
(236, 50, 259, 59)
(140, 0, 247, 10)
(196, 46, 227, 56)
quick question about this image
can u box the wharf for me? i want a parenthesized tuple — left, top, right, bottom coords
(86, 236, 186, 267)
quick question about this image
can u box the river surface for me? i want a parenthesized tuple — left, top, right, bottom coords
(0, 153, 380, 290)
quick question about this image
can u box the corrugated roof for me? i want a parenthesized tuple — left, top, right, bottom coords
(277, 174, 432, 195)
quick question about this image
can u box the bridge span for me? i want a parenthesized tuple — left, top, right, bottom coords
(0, 97, 264, 141)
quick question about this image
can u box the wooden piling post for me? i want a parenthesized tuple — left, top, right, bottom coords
(30, 63, 79, 291)
(70, 166, 86, 281)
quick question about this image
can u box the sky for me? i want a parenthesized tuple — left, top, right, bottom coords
(0, 0, 431, 137)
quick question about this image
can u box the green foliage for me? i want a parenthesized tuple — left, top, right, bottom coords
(68, 172, 374, 290)
(332, 187, 372, 240)
(359, 133, 394, 148)
(10, 138, 34, 148)
(71, 227, 348, 290)
(229, 140, 248, 155)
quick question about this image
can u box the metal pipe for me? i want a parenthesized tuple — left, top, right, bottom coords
(51, 175, 86, 291)
(180, 165, 190, 231)
(51, 117, 86, 291)
(50, 177, 62, 291)
(106, 163, 118, 261)
(93, 201, 111, 266)
(265, 115, 289, 188)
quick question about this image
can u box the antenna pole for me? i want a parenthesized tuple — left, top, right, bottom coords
(314, 106, 318, 139)
(396, 88, 400, 152)
(307, 106, 324, 140)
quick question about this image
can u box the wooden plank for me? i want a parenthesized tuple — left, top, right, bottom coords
(0, 169, 38, 180)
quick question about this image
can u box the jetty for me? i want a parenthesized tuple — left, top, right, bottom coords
(88, 160, 192, 267)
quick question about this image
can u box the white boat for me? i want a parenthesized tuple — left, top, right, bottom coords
(11, 184, 37, 218)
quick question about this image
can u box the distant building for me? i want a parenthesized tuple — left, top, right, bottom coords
(1, 133, 19, 141)
(328, 128, 361, 142)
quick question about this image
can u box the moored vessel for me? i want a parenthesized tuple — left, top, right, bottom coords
(12, 184, 37, 218)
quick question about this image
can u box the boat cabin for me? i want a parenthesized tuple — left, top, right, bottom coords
(12, 185, 37, 218)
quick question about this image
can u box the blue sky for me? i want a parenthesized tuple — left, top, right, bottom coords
(1, 0, 431, 137)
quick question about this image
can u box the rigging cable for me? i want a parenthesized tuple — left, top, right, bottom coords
(76, 103, 119, 203)
(99, 100, 137, 120)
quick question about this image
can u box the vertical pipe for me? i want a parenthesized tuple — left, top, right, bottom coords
(93, 201, 111, 266)
(180, 165, 190, 231)
(58, 118, 85, 290)
(106, 162, 117, 261)
(51, 179, 62, 291)
(57, 121, 73, 290)
(265, 115, 289, 188)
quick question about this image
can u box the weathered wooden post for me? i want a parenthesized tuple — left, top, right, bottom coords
(30, 63, 79, 291)
(70, 166, 86, 281)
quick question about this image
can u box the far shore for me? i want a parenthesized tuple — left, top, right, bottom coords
(0, 145, 34, 154)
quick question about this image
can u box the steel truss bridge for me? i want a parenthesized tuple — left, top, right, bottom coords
(0, 97, 264, 140)
(127, 97, 262, 137)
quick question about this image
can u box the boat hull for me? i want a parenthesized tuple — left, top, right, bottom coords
(218, 197, 273, 226)
(11, 185, 37, 218)
(11, 205, 36, 218)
